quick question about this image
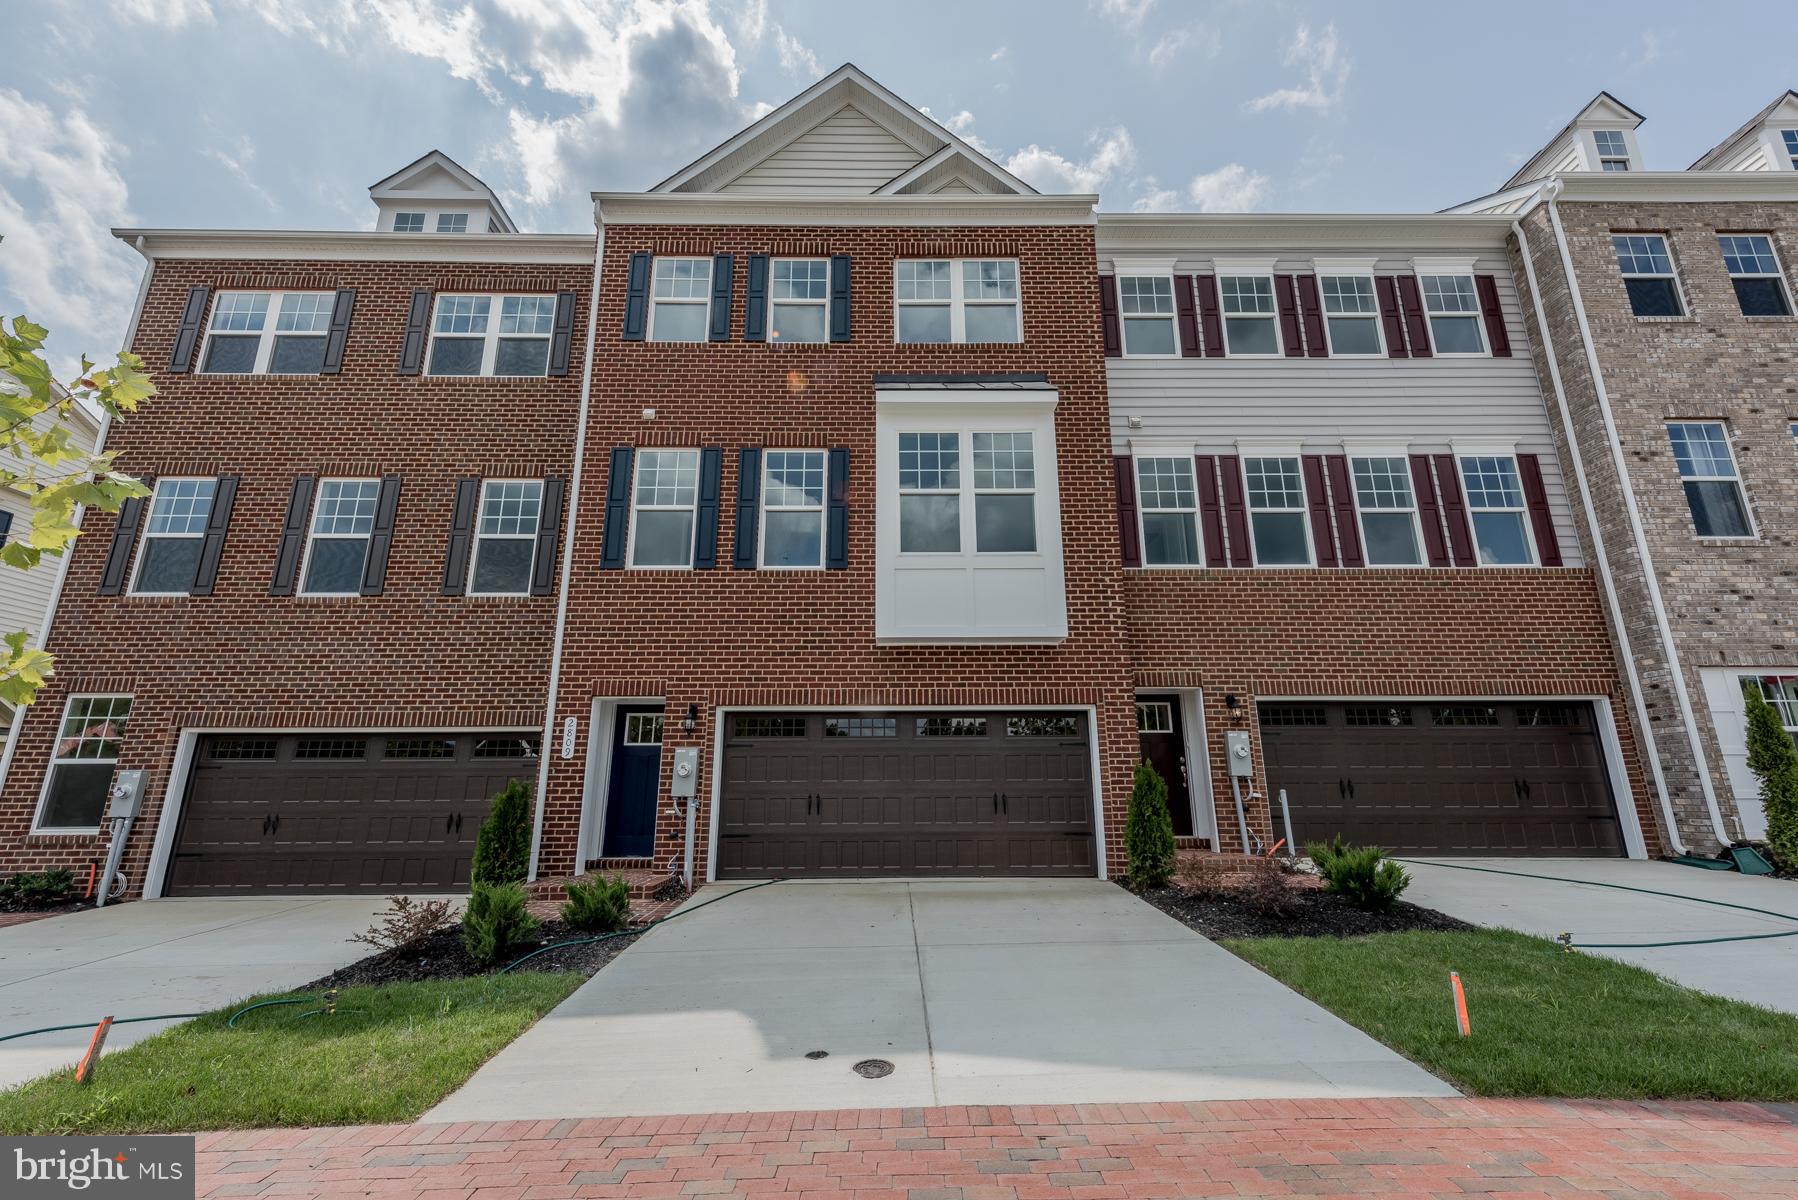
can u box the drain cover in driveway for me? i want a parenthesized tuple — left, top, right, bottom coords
(805, 1050, 829, 1060)
(853, 1059, 894, 1079)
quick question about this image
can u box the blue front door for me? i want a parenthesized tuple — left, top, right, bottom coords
(601, 706, 663, 858)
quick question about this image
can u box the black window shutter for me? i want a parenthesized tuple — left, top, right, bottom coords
(0, 510, 12, 544)
(321, 288, 356, 374)
(622, 252, 651, 341)
(167, 286, 210, 374)
(397, 289, 432, 375)
(828, 255, 851, 342)
(1113, 456, 1141, 567)
(359, 475, 402, 596)
(1099, 277, 1122, 357)
(1518, 454, 1561, 566)
(708, 255, 734, 342)
(189, 475, 239, 596)
(1409, 456, 1450, 567)
(1324, 456, 1364, 567)
(826, 448, 849, 568)
(270, 476, 315, 595)
(548, 291, 577, 375)
(743, 255, 769, 342)
(530, 476, 567, 595)
(599, 448, 634, 569)
(693, 448, 723, 569)
(440, 478, 479, 596)
(98, 492, 149, 596)
(733, 448, 762, 569)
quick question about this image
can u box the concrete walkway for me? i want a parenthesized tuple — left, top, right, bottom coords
(1402, 857, 1798, 1015)
(429, 879, 1453, 1120)
(0, 896, 398, 1088)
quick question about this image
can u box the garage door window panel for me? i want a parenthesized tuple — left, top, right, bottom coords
(470, 480, 542, 594)
(1243, 457, 1311, 565)
(1458, 456, 1536, 564)
(36, 695, 132, 832)
(630, 449, 700, 567)
(132, 478, 217, 595)
(1668, 422, 1754, 538)
(1350, 457, 1422, 566)
(301, 479, 381, 595)
(761, 450, 826, 568)
(917, 716, 987, 736)
(1135, 456, 1201, 566)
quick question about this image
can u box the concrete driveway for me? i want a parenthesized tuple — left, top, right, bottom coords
(0, 897, 399, 1089)
(429, 878, 1453, 1120)
(1402, 858, 1798, 1016)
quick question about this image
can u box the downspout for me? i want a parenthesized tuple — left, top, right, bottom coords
(1541, 182, 1733, 849)
(0, 237, 155, 793)
(526, 218, 605, 882)
(1512, 205, 1686, 856)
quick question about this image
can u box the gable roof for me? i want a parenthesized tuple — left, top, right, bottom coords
(1503, 91, 1645, 189)
(1689, 90, 1798, 169)
(369, 150, 517, 232)
(651, 63, 1036, 196)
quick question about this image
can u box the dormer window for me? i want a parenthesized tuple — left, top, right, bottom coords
(1116, 276, 1177, 356)
(394, 212, 425, 233)
(436, 213, 469, 234)
(1594, 130, 1630, 171)
(1783, 130, 1798, 170)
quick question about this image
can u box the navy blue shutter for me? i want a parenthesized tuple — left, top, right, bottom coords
(622, 252, 651, 341)
(441, 478, 479, 596)
(708, 254, 734, 341)
(693, 448, 723, 569)
(530, 476, 566, 594)
(269, 476, 315, 595)
(0, 510, 12, 544)
(599, 448, 634, 569)
(826, 448, 849, 568)
(397, 289, 431, 374)
(321, 289, 356, 374)
(733, 448, 762, 569)
(548, 291, 577, 374)
(167, 286, 209, 373)
(98, 493, 149, 596)
(359, 475, 402, 596)
(744, 255, 769, 342)
(829, 255, 851, 342)
(190, 475, 239, 595)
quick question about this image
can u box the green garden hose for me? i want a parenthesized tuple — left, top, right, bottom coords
(497, 877, 783, 974)
(0, 1013, 206, 1044)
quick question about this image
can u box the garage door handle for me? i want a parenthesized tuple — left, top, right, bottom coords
(1337, 778, 1346, 798)
(992, 792, 999, 814)
(262, 814, 271, 835)
(1520, 778, 1532, 799)
(271, 813, 279, 833)
(1346, 779, 1354, 799)
(1002, 792, 1008, 814)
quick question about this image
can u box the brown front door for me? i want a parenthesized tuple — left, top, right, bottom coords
(167, 732, 540, 895)
(1135, 695, 1194, 837)
(1259, 701, 1623, 856)
(716, 711, 1095, 878)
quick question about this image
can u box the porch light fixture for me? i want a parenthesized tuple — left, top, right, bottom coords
(681, 703, 698, 732)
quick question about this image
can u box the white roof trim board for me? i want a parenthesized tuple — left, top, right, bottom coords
(369, 150, 518, 232)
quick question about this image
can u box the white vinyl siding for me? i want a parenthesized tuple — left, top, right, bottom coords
(722, 105, 923, 194)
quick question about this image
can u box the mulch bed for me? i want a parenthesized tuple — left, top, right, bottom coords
(0, 899, 95, 928)
(299, 919, 645, 991)
(1136, 882, 1475, 940)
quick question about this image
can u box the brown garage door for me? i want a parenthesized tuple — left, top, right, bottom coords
(717, 712, 1095, 879)
(167, 732, 540, 895)
(1259, 701, 1623, 856)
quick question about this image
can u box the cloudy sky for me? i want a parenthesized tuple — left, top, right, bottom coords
(3, 0, 1794, 373)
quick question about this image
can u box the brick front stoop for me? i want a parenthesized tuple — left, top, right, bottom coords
(191, 1097, 1798, 1199)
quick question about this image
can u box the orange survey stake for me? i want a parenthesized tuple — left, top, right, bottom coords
(1450, 972, 1471, 1037)
(75, 1016, 113, 1084)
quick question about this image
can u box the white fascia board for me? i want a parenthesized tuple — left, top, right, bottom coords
(112, 228, 593, 263)
(1553, 171, 1798, 202)
(1098, 213, 1516, 251)
(594, 193, 1096, 227)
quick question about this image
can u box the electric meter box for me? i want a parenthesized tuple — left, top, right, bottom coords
(1224, 731, 1255, 778)
(107, 769, 147, 822)
(670, 747, 700, 797)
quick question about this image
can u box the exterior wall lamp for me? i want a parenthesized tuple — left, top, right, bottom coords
(681, 703, 699, 733)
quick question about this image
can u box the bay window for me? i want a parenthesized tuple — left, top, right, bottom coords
(972, 432, 1036, 553)
(898, 432, 961, 553)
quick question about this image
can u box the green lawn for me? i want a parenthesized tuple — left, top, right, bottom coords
(1226, 928, 1798, 1099)
(0, 973, 583, 1134)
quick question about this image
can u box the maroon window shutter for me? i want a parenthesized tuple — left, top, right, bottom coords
(1475, 275, 1511, 357)
(1218, 455, 1253, 567)
(1194, 456, 1227, 568)
(1517, 454, 1562, 566)
(1432, 453, 1476, 566)
(1376, 277, 1409, 359)
(1174, 276, 1202, 357)
(1194, 275, 1225, 358)
(1275, 274, 1304, 358)
(1409, 455, 1450, 567)
(1301, 455, 1336, 565)
(1113, 456, 1141, 567)
(1099, 277, 1122, 357)
(1296, 274, 1328, 358)
(1397, 275, 1433, 357)
(1324, 456, 1364, 567)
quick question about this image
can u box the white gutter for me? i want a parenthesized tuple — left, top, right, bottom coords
(1511, 208, 1687, 856)
(526, 221, 605, 882)
(1541, 182, 1733, 848)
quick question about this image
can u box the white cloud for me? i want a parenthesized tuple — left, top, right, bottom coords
(1093, 0, 1155, 30)
(1246, 22, 1349, 114)
(1148, 24, 1219, 70)
(107, 0, 214, 25)
(1130, 186, 1179, 213)
(775, 27, 821, 79)
(201, 133, 279, 213)
(1620, 29, 1663, 70)
(989, 45, 1009, 62)
(1186, 162, 1269, 211)
(1004, 128, 1136, 194)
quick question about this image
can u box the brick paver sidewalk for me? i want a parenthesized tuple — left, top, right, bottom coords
(195, 1096, 1798, 1199)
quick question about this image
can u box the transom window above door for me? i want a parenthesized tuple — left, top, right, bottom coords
(623, 713, 664, 745)
(649, 257, 713, 342)
(1136, 701, 1173, 733)
(893, 259, 1020, 343)
(1116, 276, 1176, 356)
(200, 291, 335, 375)
(428, 294, 555, 376)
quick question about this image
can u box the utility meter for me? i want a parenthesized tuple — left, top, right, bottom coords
(669, 747, 699, 798)
(106, 769, 147, 822)
(1224, 731, 1254, 778)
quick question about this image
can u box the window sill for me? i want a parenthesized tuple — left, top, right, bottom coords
(1694, 536, 1762, 545)
(28, 828, 103, 839)
(1630, 315, 1698, 323)
(1741, 314, 1797, 322)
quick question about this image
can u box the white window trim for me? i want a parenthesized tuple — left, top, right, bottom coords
(1666, 420, 1759, 541)
(628, 448, 701, 570)
(1113, 274, 1179, 358)
(1236, 445, 1312, 567)
(467, 478, 543, 596)
(1592, 129, 1632, 171)
(1414, 270, 1488, 358)
(759, 449, 827, 570)
(647, 257, 714, 344)
(435, 213, 470, 234)
(32, 693, 133, 834)
(128, 476, 215, 596)
(971, 431, 1040, 556)
(392, 212, 426, 233)
(1718, 233, 1795, 316)
(893, 259, 1023, 345)
(1316, 273, 1386, 357)
(1131, 447, 1204, 569)
(1345, 453, 1425, 569)
(769, 259, 830, 345)
(298, 477, 379, 596)
(199, 290, 334, 376)
(1611, 233, 1688, 318)
(425, 293, 554, 377)
(623, 712, 665, 745)
(895, 432, 965, 557)
(1217, 274, 1283, 359)
(1452, 451, 1539, 567)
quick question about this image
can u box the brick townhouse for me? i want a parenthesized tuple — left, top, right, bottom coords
(0, 66, 1686, 899)
(1453, 91, 1798, 854)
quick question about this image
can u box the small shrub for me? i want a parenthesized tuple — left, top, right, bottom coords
(470, 779, 532, 886)
(561, 875, 633, 933)
(1177, 853, 1236, 898)
(1305, 839, 1410, 912)
(1743, 683, 1798, 870)
(1125, 759, 1176, 889)
(461, 882, 540, 968)
(349, 896, 456, 955)
(1238, 856, 1300, 918)
(0, 868, 74, 912)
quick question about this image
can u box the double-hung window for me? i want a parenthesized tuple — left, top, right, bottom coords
(770, 259, 828, 343)
(200, 291, 332, 375)
(37, 695, 133, 832)
(897, 432, 961, 553)
(760, 450, 826, 568)
(1319, 276, 1382, 355)
(629, 449, 700, 567)
(301, 479, 381, 595)
(131, 478, 216, 595)
(896, 431, 1035, 552)
(1242, 456, 1309, 564)
(428, 294, 554, 376)
(1594, 129, 1631, 171)
(1220, 276, 1279, 355)
(649, 258, 712, 342)
(1667, 422, 1753, 538)
(1718, 235, 1792, 317)
(436, 213, 469, 233)
(893, 260, 1020, 343)
(972, 432, 1036, 553)
(393, 212, 425, 233)
(1116, 276, 1176, 356)
(1135, 456, 1201, 566)
(1458, 455, 1535, 564)
(1419, 275, 1485, 354)
(1612, 235, 1685, 316)
(1350, 456, 1422, 566)
(469, 480, 542, 594)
